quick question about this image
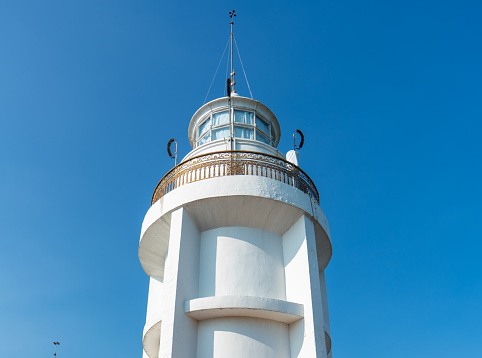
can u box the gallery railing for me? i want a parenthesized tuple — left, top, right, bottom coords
(151, 151, 319, 205)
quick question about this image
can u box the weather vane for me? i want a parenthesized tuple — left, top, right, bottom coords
(53, 342, 60, 358)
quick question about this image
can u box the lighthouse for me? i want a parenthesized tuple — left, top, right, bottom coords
(139, 12, 333, 358)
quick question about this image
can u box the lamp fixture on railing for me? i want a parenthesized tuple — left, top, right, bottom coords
(293, 129, 304, 151)
(167, 138, 178, 166)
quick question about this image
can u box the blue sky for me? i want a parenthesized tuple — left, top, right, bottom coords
(1, 0, 481, 357)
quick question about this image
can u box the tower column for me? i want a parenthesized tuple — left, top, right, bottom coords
(158, 208, 200, 358)
(139, 93, 333, 357)
(283, 215, 328, 357)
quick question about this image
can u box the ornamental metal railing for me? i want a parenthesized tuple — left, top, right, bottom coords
(151, 151, 319, 205)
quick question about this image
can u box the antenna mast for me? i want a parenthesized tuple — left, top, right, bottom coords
(53, 342, 60, 358)
(229, 10, 236, 94)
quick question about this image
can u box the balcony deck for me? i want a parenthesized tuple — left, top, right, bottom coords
(151, 151, 319, 205)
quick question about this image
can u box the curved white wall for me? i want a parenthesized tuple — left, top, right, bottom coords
(199, 227, 285, 299)
(196, 317, 290, 358)
(145, 277, 163, 328)
(143, 277, 163, 358)
(139, 175, 332, 282)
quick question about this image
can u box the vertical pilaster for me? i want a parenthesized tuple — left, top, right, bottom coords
(319, 271, 330, 335)
(158, 208, 200, 358)
(282, 215, 327, 358)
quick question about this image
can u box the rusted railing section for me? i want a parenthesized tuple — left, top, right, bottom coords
(151, 151, 319, 205)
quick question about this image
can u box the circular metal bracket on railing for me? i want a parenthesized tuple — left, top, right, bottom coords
(151, 151, 319, 205)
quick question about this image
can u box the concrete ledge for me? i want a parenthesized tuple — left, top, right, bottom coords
(139, 175, 332, 280)
(185, 295, 304, 324)
(142, 320, 161, 358)
(325, 331, 332, 355)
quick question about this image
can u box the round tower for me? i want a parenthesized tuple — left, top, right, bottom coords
(139, 93, 333, 358)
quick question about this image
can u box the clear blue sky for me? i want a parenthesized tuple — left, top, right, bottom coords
(1, 0, 481, 357)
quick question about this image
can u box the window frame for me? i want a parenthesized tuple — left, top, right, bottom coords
(196, 108, 274, 148)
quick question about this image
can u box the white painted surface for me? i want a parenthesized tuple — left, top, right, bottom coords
(145, 277, 163, 331)
(199, 227, 285, 299)
(319, 271, 331, 335)
(142, 175, 330, 239)
(143, 321, 161, 358)
(157, 208, 200, 358)
(185, 295, 303, 324)
(196, 317, 290, 358)
(139, 175, 331, 282)
(142, 277, 163, 358)
(283, 215, 327, 357)
(286, 150, 299, 166)
(141, 213, 331, 357)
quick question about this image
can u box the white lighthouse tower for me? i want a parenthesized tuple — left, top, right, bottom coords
(139, 13, 333, 358)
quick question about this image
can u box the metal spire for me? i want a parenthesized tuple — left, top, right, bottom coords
(53, 342, 60, 358)
(229, 10, 236, 94)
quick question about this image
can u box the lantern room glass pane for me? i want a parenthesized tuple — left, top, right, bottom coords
(256, 116, 270, 135)
(212, 126, 230, 140)
(257, 130, 271, 145)
(234, 126, 254, 139)
(197, 132, 211, 147)
(234, 110, 254, 125)
(198, 117, 211, 137)
(213, 111, 229, 126)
